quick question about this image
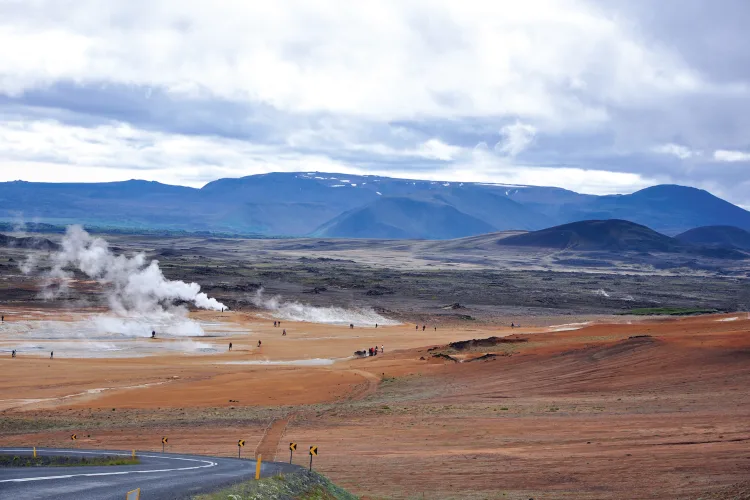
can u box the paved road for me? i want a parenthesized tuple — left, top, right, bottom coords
(0, 448, 301, 499)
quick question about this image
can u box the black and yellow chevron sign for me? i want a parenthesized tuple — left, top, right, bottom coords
(289, 442, 297, 451)
(70, 434, 77, 441)
(309, 446, 318, 456)
(162, 437, 168, 444)
(238, 439, 245, 447)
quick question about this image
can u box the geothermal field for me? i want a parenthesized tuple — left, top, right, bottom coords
(1, 228, 749, 499)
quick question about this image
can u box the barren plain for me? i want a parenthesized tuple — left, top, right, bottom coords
(1, 234, 749, 499)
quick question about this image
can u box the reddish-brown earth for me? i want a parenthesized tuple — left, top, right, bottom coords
(1, 309, 749, 499)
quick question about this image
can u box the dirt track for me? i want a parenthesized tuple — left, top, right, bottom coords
(1, 310, 749, 499)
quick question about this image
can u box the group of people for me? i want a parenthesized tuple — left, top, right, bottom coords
(366, 345, 384, 356)
(416, 324, 436, 331)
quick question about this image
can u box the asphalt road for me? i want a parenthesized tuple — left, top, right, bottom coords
(0, 448, 302, 499)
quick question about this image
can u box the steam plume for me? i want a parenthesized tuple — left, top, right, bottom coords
(44, 225, 226, 315)
(251, 288, 396, 326)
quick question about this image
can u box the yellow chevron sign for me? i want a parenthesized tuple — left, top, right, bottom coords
(238, 440, 245, 447)
(70, 434, 77, 441)
(162, 437, 168, 444)
(289, 442, 297, 451)
(309, 446, 318, 456)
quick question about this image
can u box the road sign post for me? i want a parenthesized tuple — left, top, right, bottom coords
(309, 446, 317, 471)
(289, 442, 297, 464)
(33, 447, 36, 458)
(162, 437, 168, 453)
(255, 454, 262, 480)
(238, 439, 245, 459)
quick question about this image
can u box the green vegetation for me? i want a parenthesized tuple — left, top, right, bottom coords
(622, 307, 719, 316)
(0, 455, 140, 467)
(194, 470, 358, 500)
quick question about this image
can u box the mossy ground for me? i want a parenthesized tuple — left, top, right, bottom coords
(194, 470, 358, 500)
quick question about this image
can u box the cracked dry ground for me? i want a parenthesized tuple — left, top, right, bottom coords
(2, 314, 750, 499)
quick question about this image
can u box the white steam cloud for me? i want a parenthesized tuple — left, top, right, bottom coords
(25, 225, 226, 338)
(44, 225, 226, 313)
(251, 289, 397, 327)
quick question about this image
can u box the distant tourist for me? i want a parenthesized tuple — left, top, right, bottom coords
(350, 323, 354, 329)
(11, 349, 16, 358)
(151, 330, 156, 339)
(257, 340, 262, 348)
(274, 321, 277, 327)
(50, 351, 54, 359)
(375, 323, 378, 328)
(381, 345, 384, 354)
(511, 323, 514, 328)
(229, 342, 233, 351)
(1, 315, 4, 322)
(422, 325, 426, 331)
(415, 325, 418, 331)
(282, 329, 286, 336)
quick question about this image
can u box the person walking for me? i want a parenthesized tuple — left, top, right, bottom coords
(229, 342, 233, 351)
(50, 351, 54, 359)
(282, 329, 286, 336)
(381, 345, 384, 354)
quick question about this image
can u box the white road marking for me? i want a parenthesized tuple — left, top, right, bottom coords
(0, 449, 217, 483)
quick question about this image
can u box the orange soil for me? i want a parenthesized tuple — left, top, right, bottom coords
(1, 308, 750, 499)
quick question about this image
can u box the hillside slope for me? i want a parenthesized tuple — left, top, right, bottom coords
(313, 197, 496, 239)
(496, 219, 680, 252)
(556, 185, 750, 235)
(675, 225, 750, 250)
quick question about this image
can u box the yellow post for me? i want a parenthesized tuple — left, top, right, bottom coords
(33, 447, 36, 458)
(255, 454, 262, 480)
(132, 449, 136, 459)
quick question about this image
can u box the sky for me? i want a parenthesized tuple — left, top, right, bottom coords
(1, 0, 749, 207)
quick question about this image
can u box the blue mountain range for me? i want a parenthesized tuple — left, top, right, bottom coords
(1, 172, 749, 239)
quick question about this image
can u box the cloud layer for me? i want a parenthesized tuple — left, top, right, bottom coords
(0, 0, 749, 204)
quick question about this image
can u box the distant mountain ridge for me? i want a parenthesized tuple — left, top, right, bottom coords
(1, 173, 749, 239)
(497, 219, 680, 252)
(676, 226, 750, 250)
(460, 220, 749, 259)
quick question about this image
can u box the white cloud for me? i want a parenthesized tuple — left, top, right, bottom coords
(0, 0, 704, 128)
(415, 139, 463, 161)
(713, 149, 750, 162)
(0, 117, 659, 195)
(495, 122, 538, 156)
(457, 147, 657, 195)
(652, 143, 696, 159)
(0, 119, 351, 187)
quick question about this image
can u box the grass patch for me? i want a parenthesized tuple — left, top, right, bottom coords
(0, 455, 140, 468)
(194, 470, 357, 500)
(622, 307, 719, 316)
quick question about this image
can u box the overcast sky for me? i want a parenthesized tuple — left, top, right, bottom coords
(1, 0, 749, 206)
